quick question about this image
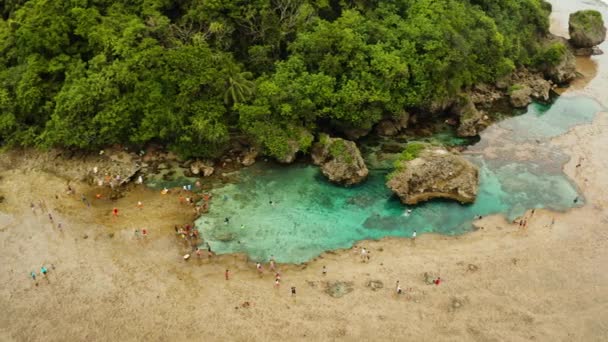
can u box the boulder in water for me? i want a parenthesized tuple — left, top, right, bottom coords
(569, 10, 606, 48)
(387, 143, 479, 205)
(311, 135, 369, 186)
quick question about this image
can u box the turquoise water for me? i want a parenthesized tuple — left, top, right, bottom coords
(195, 96, 603, 263)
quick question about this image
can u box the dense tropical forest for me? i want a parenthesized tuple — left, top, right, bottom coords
(0, 0, 559, 159)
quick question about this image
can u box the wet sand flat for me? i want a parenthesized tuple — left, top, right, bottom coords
(2, 1, 608, 341)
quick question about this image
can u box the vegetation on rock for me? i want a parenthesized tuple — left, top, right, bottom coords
(0, 0, 558, 159)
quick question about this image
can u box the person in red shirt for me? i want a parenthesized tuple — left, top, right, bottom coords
(112, 208, 118, 216)
(434, 277, 441, 286)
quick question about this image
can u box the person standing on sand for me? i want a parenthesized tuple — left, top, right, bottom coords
(41, 266, 49, 283)
(360, 248, 367, 262)
(196, 248, 202, 258)
(225, 269, 230, 280)
(269, 255, 276, 271)
(412, 230, 417, 240)
(112, 208, 119, 217)
(396, 280, 402, 294)
(434, 277, 441, 286)
(81, 194, 90, 207)
(30, 271, 36, 281)
(291, 286, 296, 296)
(48, 213, 53, 222)
(275, 273, 281, 282)
(256, 263, 263, 274)
(137, 201, 143, 209)
(275, 279, 280, 288)
(322, 266, 327, 276)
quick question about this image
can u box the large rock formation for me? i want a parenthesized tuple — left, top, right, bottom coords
(569, 10, 606, 48)
(541, 36, 578, 83)
(451, 95, 488, 137)
(387, 144, 479, 205)
(507, 69, 552, 108)
(311, 135, 368, 186)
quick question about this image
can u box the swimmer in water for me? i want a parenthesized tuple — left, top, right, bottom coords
(224, 217, 229, 224)
(402, 209, 412, 217)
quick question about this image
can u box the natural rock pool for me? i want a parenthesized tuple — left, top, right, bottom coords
(196, 96, 603, 263)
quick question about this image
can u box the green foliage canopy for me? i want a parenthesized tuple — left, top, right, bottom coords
(0, 0, 556, 159)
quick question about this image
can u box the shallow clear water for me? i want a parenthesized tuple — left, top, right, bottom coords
(196, 96, 603, 263)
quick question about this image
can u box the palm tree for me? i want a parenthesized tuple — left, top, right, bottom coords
(223, 64, 256, 105)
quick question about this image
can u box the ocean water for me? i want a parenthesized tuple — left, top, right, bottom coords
(195, 96, 603, 263)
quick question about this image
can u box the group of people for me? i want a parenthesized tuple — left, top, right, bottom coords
(30, 265, 53, 286)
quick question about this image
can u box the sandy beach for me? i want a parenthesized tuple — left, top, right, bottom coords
(2, 3, 608, 342)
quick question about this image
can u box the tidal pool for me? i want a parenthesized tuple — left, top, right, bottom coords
(196, 96, 603, 263)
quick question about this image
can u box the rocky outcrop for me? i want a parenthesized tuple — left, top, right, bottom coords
(451, 95, 488, 137)
(311, 135, 368, 186)
(537, 36, 578, 84)
(276, 129, 314, 164)
(469, 84, 503, 107)
(375, 112, 410, 136)
(190, 160, 214, 177)
(387, 144, 479, 205)
(569, 10, 606, 48)
(86, 150, 142, 189)
(507, 69, 552, 108)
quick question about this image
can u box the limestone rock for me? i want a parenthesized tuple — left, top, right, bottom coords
(572, 46, 604, 56)
(546, 46, 577, 83)
(334, 123, 372, 140)
(452, 95, 488, 137)
(375, 120, 399, 136)
(275, 129, 314, 164)
(509, 87, 534, 108)
(508, 70, 552, 108)
(240, 148, 258, 167)
(569, 10, 606, 48)
(375, 112, 410, 136)
(311, 135, 369, 186)
(469, 83, 503, 107)
(387, 144, 479, 205)
(190, 160, 214, 177)
(542, 36, 577, 83)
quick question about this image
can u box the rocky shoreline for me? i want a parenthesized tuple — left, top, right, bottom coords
(8, 9, 603, 207)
